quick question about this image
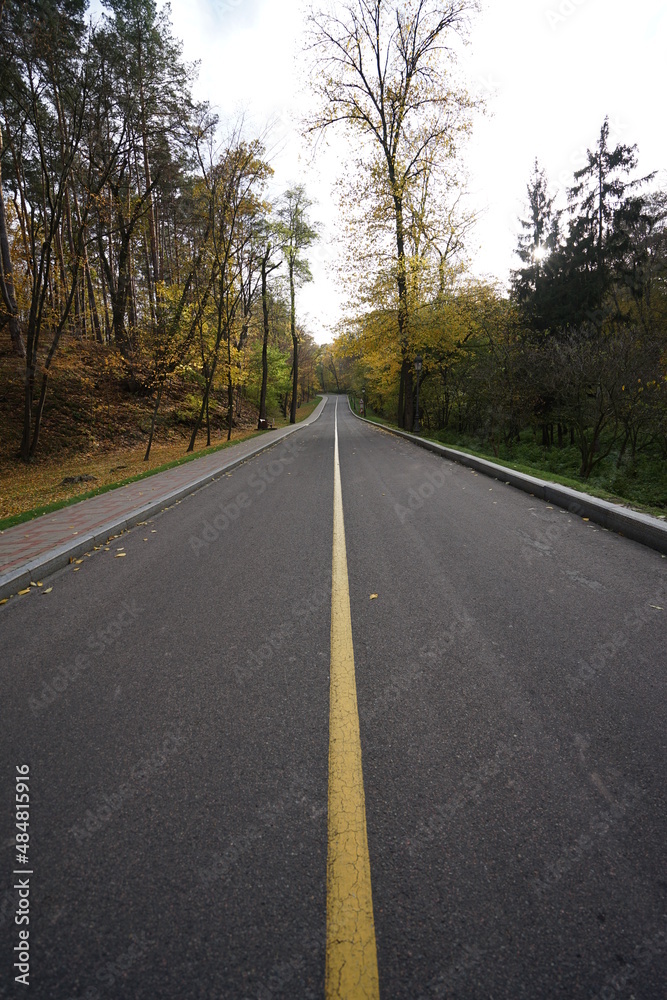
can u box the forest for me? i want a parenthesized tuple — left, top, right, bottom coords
(310, 0, 666, 511)
(0, 0, 322, 519)
(1, 0, 665, 516)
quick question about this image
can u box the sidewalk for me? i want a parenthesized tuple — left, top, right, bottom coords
(0, 397, 327, 601)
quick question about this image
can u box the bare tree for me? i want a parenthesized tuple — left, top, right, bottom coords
(258, 239, 281, 427)
(308, 0, 479, 427)
(276, 185, 317, 423)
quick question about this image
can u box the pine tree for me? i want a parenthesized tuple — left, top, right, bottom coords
(511, 159, 560, 334)
(560, 117, 653, 328)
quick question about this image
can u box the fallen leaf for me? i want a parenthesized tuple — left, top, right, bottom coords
(370, 593, 378, 600)
(75, 559, 84, 565)
(18, 588, 31, 595)
(115, 552, 126, 558)
(582, 517, 590, 521)
(649, 605, 663, 611)
(73, 567, 80, 572)
(43, 588, 53, 594)
(0, 598, 8, 605)
(36, 581, 43, 587)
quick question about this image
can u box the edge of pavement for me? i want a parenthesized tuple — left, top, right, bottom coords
(347, 397, 667, 556)
(0, 396, 328, 602)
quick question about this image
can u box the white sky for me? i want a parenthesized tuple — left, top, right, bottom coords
(91, 0, 667, 343)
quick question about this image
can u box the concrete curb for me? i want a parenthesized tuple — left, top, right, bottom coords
(0, 398, 328, 602)
(348, 399, 667, 556)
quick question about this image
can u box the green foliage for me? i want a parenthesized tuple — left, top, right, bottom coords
(245, 344, 291, 416)
(336, 117, 666, 506)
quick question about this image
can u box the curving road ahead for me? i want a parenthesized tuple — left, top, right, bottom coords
(1, 395, 665, 999)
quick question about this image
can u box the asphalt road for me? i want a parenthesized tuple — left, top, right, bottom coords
(1, 395, 665, 999)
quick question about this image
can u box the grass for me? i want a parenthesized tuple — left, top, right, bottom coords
(0, 395, 321, 531)
(351, 397, 667, 519)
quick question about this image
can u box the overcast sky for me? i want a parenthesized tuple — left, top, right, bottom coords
(93, 0, 667, 343)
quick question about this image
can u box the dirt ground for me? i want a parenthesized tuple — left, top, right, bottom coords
(0, 339, 300, 521)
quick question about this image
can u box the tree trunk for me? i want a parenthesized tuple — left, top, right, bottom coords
(21, 364, 34, 460)
(0, 130, 25, 357)
(391, 187, 414, 429)
(289, 259, 298, 424)
(144, 383, 163, 461)
(227, 331, 233, 442)
(72, 195, 102, 342)
(403, 356, 414, 431)
(29, 370, 50, 458)
(188, 352, 220, 452)
(259, 251, 270, 425)
(30, 250, 83, 457)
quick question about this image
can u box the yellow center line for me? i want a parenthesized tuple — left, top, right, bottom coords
(326, 398, 380, 999)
